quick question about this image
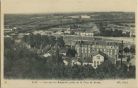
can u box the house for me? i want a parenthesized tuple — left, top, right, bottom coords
(62, 57, 71, 66)
(62, 57, 81, 66)
(4, 35, 11, 38)
(48, 28, 70, 32)
(91, 25, 100, 34)
(13, 27, 17, 30)
(80, 15, 91, 19)
(82, 52, 105, 69)
(82, 57, 93, 66)
(129, 58, 135, 66)
(129, 29, 135, 37)
(33, 30, 53, 35)
(68, 16, 80, 19)
(17, 33, 30, 39)
(71, 59, 81, 66)
(43, 53, 51, 58)
(47, 27, 71, 35)
(59, 49, 67, 56)
(76, 32, 94, 37)
(92, 53, 105, 69)
(64, 28, 71, 34)
(54, 31, 64, 35)
(63, 59, 69, 66)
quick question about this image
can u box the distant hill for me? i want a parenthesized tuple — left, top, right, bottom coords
(4, 12, 135, 32)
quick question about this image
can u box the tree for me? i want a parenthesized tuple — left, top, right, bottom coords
(66, 48, 77, 57)
(70, 31, 75, 35)
(4, 39, 45, 78)
(56, 37, 65, 47)
(95, 59, 120, 79)
(124, 47, 130, 55)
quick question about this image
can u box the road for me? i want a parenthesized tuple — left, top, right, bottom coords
(53, 34, 135, 44)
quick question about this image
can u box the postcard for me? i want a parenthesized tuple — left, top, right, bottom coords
(1, 0, 137, 88)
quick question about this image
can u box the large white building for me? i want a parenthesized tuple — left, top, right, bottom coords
(75, 40, 120, 64)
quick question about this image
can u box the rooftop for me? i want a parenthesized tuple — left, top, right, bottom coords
(75, 40, 121, 46)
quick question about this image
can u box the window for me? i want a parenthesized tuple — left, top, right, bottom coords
(85, 50, 87, 53)
(94, 61, 96, 67)
(92, 60, 93, 63)
(114, 50, 117, 54)
(99, 46, 102, 48)
(77, 48, 80, 52)
(88, 50, 90, 53)
(97, 61, 99, 65)
(97, 56, 100, 59)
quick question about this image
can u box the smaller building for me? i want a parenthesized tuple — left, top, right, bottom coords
(64, 28, 71, 34)
(59, 49, 67, 56)
(54, 31, 64, 35)
(43, 53, 51, 58)
(62, 57, 81, 66)
(33, 30, 53, 35)
(92, 53, 105, 69)
(129, 58, 135, 66)
(71, 59, 81, 66)
(76, 32, 94, 37)
(82, 52, 105, 69)
(80, 15, 91, 19)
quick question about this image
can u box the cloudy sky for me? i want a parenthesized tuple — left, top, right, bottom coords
(3, 0, 137, 14)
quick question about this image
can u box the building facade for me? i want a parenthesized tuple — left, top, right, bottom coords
(83, 53, 105, 69)
(75, 40, 120, 64)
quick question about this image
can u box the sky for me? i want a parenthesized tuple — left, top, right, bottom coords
(3, 0, 137, 14)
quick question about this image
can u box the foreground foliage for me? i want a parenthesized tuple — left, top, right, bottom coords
(4, 37, 135, 79)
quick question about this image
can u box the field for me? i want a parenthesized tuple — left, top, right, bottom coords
(4, 12, 135, 33)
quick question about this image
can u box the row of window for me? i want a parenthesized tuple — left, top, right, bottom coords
(80, 44, 119, 48)
(77, 47, 118, 51)
(93, 61, 102, 67)
(77, 48, 118, 55)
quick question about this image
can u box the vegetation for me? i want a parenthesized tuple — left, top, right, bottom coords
(23, 34, 65, 48)
(4, 37, 135, 79)
(97, 23, 132, 37)
(66, 48, 77, 57)
(123, 46, 135, 54)
(4, 12, 135, 79)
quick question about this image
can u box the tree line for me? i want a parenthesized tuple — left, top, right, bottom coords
(23, 34, 65, 49)
(4, 37, 135, 79)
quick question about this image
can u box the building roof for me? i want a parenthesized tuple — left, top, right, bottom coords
(48, 28, 70, 32)
(91, 51, 107, 57)
(75, 40, 121, 46)
(83, 59, 92, 63)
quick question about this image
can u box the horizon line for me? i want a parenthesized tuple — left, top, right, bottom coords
(4, 11, 135, 15)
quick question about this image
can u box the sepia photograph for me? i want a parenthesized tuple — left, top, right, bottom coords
(1, 0, 137, 88)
